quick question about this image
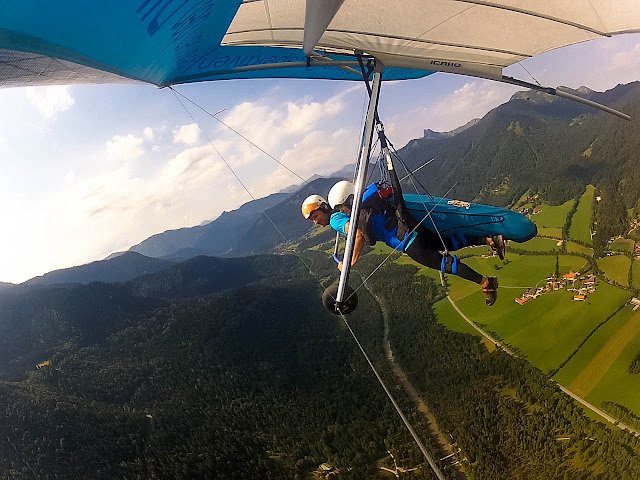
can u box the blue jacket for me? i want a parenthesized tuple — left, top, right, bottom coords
(330, 183, 414, 251)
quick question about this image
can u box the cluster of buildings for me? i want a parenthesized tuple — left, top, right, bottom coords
(517, 206, 541, 216)
(515, 271, 597, 305)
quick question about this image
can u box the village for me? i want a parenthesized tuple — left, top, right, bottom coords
(515, 271, 597, 305)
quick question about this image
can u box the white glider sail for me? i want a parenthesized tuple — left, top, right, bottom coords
(1, 1, 640, 87)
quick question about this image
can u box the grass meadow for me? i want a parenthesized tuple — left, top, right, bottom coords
(555, 308, 640, 416)
(441, 253, 618, 373)
(434, 298, 479, 336)
(453, 280, 630, 374)
(569, 185, 594, 244)
(611, 238, 635, 253)
(517, 236, 562, 253)
(530, 199, 573, 239)
(633, 259, 640, 289)
(566, 241, 593, 256)
(597, 255, 632, 287)
(366, 202, 640, 419)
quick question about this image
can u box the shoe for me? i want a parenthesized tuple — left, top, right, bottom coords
(482, 277, 499, 306)
(491, 235, 506, 260)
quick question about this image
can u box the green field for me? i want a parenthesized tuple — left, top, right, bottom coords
(633, 259, 640, 289)
(530, 199, 573, 239)
(367, 242, 445, 282)
(569, 185, 594, 244)
(518, 236, 562, 253)
(426, 244, 640, 422)
(512, 191, 532, 209)
(597, 255, 632, 287)
(611, 238, 635, 253)
(555, 308, 640, 416)
(443, 253, 627, 373)
(566, 241, 593, 256)
(434, 297, 479, 336)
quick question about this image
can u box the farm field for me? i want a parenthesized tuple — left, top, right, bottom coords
(569, 185, 594, 244)
(529, 199, 573, 239)
(452, 279, 630, 374)
(441, 253, 616, 372)
(566, 241, 593, 256)
(555, 308, 640, 416)
(517, 236, 561, 253)
(611, 238, 635, 253)
(633, 259, 640, 289)
(434, 298, 479, 336)
(368, 242, 444, 282)
(597, 255, 631, 287)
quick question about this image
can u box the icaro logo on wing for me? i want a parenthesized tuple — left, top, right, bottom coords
(430, 60, 462, 68)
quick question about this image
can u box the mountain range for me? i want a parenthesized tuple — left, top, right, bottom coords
(398, 82, 640, 207)
(25, 251, 173, 287)
(23, 82, 640, 286)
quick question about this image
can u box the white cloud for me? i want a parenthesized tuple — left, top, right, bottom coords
(256, 128, 356, 197)
(106, 134, 145, 161)
(0, 86, 361, 282)
(173, 123, 201, 145)
(2, 142, 245, 283)
(223, 94, 345, 147)
(25, 85, 75, 119)
(281, 96, 343, 135)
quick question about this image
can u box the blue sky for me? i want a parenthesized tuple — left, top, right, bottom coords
(1, 34, 640, 283)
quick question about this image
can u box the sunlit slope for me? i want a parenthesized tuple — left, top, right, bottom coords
(598, 255, 632, 287)
(569, 185, 595, 244)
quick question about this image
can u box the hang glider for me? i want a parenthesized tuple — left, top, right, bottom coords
(4, 3, 640, 474)
(1, 1, 640, 87)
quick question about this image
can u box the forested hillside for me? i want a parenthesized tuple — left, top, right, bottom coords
(0, 254, 436, 479)
(25, 252, 173, 287)
(2, 251, 640, 478)
(398, 82, 640, 209)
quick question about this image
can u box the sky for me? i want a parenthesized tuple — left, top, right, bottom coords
(1, 34, 640, 283)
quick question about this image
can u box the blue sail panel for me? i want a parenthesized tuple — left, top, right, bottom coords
(0, 0, 433, 87)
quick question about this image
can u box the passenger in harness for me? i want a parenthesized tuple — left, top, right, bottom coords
(301, 181, 501, 306)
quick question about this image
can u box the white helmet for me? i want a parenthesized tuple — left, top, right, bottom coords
(328, 180, 355, 208)
(301, 194, 328, 219)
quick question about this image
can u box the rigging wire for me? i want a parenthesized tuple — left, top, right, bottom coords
(170, 87, 445, 478)
(170, 89, 327, 290)
(399, 156, 437, 182)
(388, 142, 433, 198)
(338, 310, 446, 480)
(517, 61, 542, 87)
(170, 87, 307, 184)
